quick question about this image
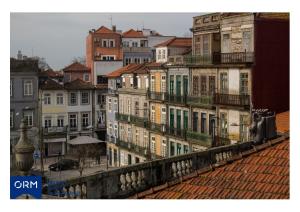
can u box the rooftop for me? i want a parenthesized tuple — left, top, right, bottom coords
(154, 37, 192, 48)
(40, 78, 64, 90)
(64, 78, 94, 90)
(39, 69, 63, 78)
(133, 111, 290, 199)
(106, 64, 144, 78)
(63, 62, 90, 72)
(122, 29, 145, 38)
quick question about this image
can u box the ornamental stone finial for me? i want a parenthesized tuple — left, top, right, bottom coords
(14, 118, 35, 176)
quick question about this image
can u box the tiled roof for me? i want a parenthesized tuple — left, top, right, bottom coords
(122, 29, 145, 38)
(63, 62, 90, 72)
(145, 62, 164, 68)
(154, 37, 192, 48)
(40, 78, 64, 90)
(95, 26, 114, 34)
(106, 64, 144, 78)
(136, 111, 290, 199)
(64, 79, 94, 90)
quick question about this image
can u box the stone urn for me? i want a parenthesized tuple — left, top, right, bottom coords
(14, 119, 35, 176)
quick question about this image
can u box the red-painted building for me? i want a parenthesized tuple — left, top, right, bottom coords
(62, 62, 91, 83)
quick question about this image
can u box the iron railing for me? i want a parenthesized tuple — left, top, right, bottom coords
(147, 91, 167, 101)
(213, 93, 250, 106)
(116, 113, 149, 128)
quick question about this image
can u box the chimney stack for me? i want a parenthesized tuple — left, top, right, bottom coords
(112, 25, 116, 32)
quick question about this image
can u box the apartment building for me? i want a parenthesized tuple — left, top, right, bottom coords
(63, 62, 91, 83)
(40, 78, 67, 156)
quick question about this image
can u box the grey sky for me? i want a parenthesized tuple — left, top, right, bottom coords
(10, 13, 201, 70)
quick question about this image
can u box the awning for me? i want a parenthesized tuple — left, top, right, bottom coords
(67, 136, 105, 145)
(44, 138, 66, 143)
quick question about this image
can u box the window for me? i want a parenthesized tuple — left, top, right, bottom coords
(114, 99, 118, 112)
(135, 129, 139, 145)
(44, 93, 51, 105)
(57, 117, 64, 127)
(240, 115, 249, 142)
(240, 73, 249, 95)
(109, 123, 113, 135)
(151, 137, 156, 153)
(220, 113, 228, 138)
(69, 114, 77, 128)
(114, 124, 118, 137)
(143, 131, 148, 148)
(242, 31, 251, 52)
(176, 109, 181, 130)
(184, 111, 189, 129)
(161, 107, 166, 124)
(183, 145, 189, 154)
(70, 92, 77, 105)
(150, 75, 155, 92)
(81, 92, 89, 104)
(170, 75, 174, 95)
(162, 50, 165, 59)
(132, 42, 138, 47)
(123, 41, 129, 47)
(44, 117, 51, 128)
(125, 58, 131, 65)
(23, 110, 33, 127)
(10, 111, 13, 128)
(127, 99, 131, 114)
(200, 76, 207, 94)
(209, 76, 216, 94)
(220, 73, 228, 94)
(109, 40, 115, 47)
(203, 34, 209, 56)
(83, 73, 89, 82)
(108, 98, 112, 111)
(143, 102, 148, 118)
(135, 101, 139, 116)
(161, 75, 166, 92)
(10, 80, 13, 97)
(56, 93, 63, 105)
(177, 143, 182, 155)
(161, 139, 167, 157)
(170, 141, 175, 156)
(82, 113, 89, 127)
(201, 113, 207, 133)
(102, 40, 107, 47)
(151, 105, 155, 123)
(222, 33, 231, 53)
(24, 80, 33, 96)
(130, 77, 133, 87)
(193, 76, 200, 96)
(134, 58, 140, 64)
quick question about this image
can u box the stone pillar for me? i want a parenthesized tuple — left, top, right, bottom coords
(14, 119, 35, 176)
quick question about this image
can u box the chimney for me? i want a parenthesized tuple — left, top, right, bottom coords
(112, 25, 116, 32)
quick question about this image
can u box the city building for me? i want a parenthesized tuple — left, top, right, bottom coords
(122, 29, 152, 65)
(63, 62, 91, 83)
(155, 37, 192, 63)
(10, 58, 40, 149)
(85, 26, 123, 85)
(64, 79, 95, 142)
(40, 78, 67, 156)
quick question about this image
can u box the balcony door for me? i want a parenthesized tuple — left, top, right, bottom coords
(201, 113, 207, 133)
(176, 75, 181, 96)
(192, 112, 198, 132)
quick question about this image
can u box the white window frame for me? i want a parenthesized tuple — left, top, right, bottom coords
(56, 93, 64, 105)
(151, 136, 156, 153)
(83, 73, 90, 82)
(23, 110, 33, 127)
(81, 92, 89, 105)
(81, 113, 89, 128)
(24, 80, 33, 96)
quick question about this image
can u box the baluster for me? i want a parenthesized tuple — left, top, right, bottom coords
(223, 152, 227, 160)
(62, 187, 68, 198)
(215, 153, 220, 162)
(65, 186, 70, 199)
(81, 183, 87, 199)
(137, 171, 142, 187)
(69, 185, 76, 199)
(185, 160, 190, 174)
(120, 174, 126, 191)
(189, 159, 193, 172)
(177, 161, 182, 177)
(75, 184, 81, 199)
(172, 162, 177, 178)
(181, 161, 186, 175)
(131, 171, 137, 189)
(126, 172, 132, 190)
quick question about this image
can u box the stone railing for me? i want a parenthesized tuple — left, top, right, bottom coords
(44, 132, 292, 199)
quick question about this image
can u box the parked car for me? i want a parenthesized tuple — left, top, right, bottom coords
(48, 159, 79, 171)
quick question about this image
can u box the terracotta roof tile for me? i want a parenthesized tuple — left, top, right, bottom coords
(95, 26, 114, 34)
(39, 69, 63, 78)
(154, 37, 192, 48)
(106, 64, 144, 78)
(63, 62, 90, 72)
(137, 112, 289, 199)
(40, 78, 64, 90)
(64, 79, 94, 90)
(122, 29, 145, 38)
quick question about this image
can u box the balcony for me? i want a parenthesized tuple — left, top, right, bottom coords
(148, 91, 167, 101)
(117, 139, 149, 157)
(166, 93, 187, 105)
(43, 126, 67, 135)
(165, 125, 187, 140)
(183, 54, 215, 65)
(149, 122, 166, 134)
(187, 95, 213, 106)
(186, 130, 212, 147)
(213, 93, 250, 107)
(69, 126, 78, 132)
(116, 113, 149, 128)
(216, 52, 254, 64)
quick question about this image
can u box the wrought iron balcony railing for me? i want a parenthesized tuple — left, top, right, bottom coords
(218, 52, 254, 64)
(147, 91, 167, 101)
(43, 126, 67, 135)
(213, 93, 250, 107)
(116, 113, 149, 128)
(187, 95, 213, 106)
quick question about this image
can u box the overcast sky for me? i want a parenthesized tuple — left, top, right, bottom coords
(10, 13, 201, 70)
